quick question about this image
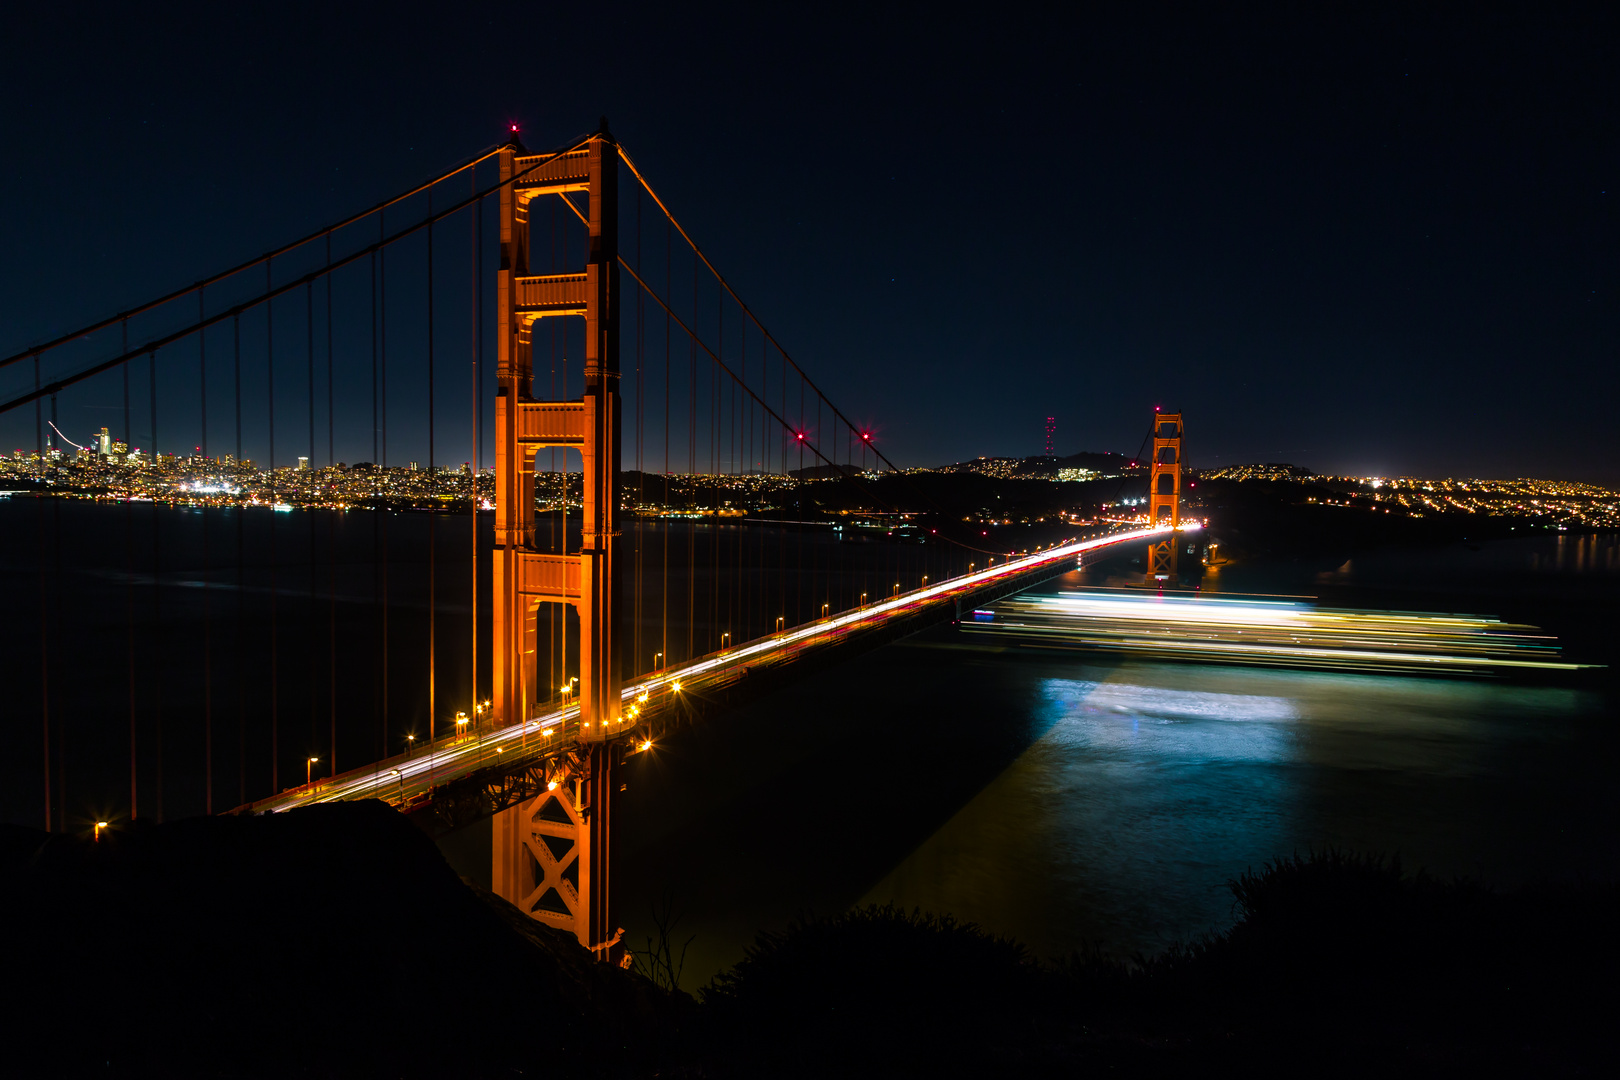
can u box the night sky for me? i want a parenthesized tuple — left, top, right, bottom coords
(1, 4, 1614, 480)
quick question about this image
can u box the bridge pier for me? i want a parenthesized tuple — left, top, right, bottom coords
(491, 744, 620, 959)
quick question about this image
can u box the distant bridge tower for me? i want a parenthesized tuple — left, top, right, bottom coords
(489, 125, 623, 958)
(1146, 411, 1183, 584)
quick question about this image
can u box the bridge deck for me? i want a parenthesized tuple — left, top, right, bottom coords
(233, 527, 1165, 819)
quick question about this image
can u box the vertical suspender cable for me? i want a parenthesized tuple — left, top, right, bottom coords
(472, 177, 482, 714)
(234, 313, 245, 805)
(200, 289, 212, 813)
(427, 190, 436, 744)
(380, 217, 390, 753)
(149, 350, 162, 821)
(124, 324, 137, 819)
(634, 185, 642, 676)
(307, 282, 317, 770)
(327, 237, 337, 777)
(371, 246, 381, 758)
(688, 254, 696, 662)
(50, 392, 65, 829)
(550, 198, 557, 705)
(268, 267, 279, 795)
(661, 220, 669, 673)
(35, 356, 50, 829)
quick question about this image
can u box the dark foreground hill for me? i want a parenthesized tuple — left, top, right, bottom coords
(0, 802, 678, 1078)
(2, 805, 1614, 1078)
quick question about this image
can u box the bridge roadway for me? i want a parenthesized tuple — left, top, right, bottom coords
(234, 526, 1169, 819)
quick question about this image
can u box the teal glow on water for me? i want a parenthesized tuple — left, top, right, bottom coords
(860, 666, 1602, 958)
(615, 634, 1615, 988)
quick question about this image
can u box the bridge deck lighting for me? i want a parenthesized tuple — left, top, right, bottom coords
(673, 682, 682, 693)
(547, 779, 560, 791)
(94, 821, 109, 842)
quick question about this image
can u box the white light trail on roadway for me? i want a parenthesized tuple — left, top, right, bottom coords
(260, 526, 1170, 812)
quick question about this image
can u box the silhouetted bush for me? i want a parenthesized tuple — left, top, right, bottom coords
(701, 904, 1059, 1076)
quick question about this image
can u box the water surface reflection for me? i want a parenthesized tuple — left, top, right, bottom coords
(859, 662, 1605, 960)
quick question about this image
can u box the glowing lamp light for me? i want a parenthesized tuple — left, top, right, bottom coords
(547, 780, 560, 791)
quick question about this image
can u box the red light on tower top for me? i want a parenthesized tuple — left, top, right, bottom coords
(862, 432, 870, 440)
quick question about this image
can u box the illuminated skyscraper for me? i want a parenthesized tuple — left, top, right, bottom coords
(98, 427, 111, 456)
(297, 456, 310, 471)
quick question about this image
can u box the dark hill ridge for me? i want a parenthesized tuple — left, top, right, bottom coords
(4, 809, 1614, 1078)
(0, 802, 678, 1078)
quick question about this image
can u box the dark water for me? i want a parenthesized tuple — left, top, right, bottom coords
(0, 497, 971, 826)
(5, 498, 1617, 993)
(605, 535, 1620, 988)
(609, 640, 1614, 987)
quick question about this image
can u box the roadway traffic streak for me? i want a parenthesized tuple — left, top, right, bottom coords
(235, 526, 1169, 816)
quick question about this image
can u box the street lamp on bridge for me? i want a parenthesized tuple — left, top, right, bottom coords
(306, 757, 319, 786)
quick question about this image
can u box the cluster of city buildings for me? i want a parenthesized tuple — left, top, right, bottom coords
(1, 435, 832, 516)
(1201, 463, 1311, 481)
(921, 456, 1120, 482)
(2, 434, 493, 510)
(1208, 463, 1620, 530)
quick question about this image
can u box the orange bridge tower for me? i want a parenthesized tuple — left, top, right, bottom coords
(489, 125, 624, 957)
(1146, 411, 1183, 584)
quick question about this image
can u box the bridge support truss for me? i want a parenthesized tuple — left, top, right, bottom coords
(489, 127, 623, 957)
(1147, 412, 1183, 583)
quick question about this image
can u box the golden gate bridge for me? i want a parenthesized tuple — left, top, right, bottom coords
(0, 121, 1184, 962)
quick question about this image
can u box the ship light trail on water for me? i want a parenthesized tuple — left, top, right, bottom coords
(963, 590, 1595, 675)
